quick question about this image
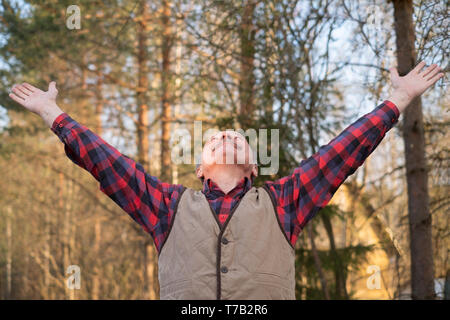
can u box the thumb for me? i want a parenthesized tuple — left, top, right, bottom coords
(48, 81, 58, 97)
(48, 81, 58, 92)
(390, 67, 400, 82)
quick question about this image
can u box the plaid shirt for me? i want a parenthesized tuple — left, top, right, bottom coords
(204, 176, 253, 225)
(51, 100, 399, 252)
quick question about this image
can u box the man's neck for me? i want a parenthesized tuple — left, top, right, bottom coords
(204, 165, 251, 194)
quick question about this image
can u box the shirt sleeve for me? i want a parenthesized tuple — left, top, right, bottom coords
(264, 100, 400, 247)
(51, 112, 185, 252)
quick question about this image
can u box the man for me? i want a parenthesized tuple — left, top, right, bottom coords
(9, 62, 443, 299)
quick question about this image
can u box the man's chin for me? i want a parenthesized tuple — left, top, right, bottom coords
(202, 152, 252, 166)
(209, 161, 253, 168)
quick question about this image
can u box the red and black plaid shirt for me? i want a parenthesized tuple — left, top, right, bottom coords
(51, 101, 399, 252)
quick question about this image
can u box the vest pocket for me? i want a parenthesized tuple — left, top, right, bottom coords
(254, 272, 294, 291)
(159, 278, 192, 299)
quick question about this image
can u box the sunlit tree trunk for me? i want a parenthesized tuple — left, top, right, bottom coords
(44, 191, 51, 299)
(172, 13, 183, 184)
(136, 0, 158, 300)
(92, 72, 104, 300)
(5, 206, 12, 299)
(137, 0, 150, 171)
(160, 0, 173, 183)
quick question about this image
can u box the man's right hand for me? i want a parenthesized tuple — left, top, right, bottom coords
(9, 81, 64, 127)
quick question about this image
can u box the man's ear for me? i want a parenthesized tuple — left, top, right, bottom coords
(251, 164, 258, 178)
(196, 164, 204, 179)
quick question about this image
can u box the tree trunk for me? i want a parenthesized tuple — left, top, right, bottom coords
(5, 206, 12, 299)
(160, 0, 173, 183)
(136, 0, 158, 299)
(172, 13, 183, 184)
(346, 181, 401, 259)
(92, 73, 103, 300)
(320, 214, 349, 299)
(392, 0, 435, 300)
(44, 188, 51, 299)
(307, 86, 348, 299)
(239, 0, 257, 127)
(137, 0, 150, 171)
(143, 238, 158, 299)
(307, 223, 331, 300)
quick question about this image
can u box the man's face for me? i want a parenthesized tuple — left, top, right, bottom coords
(197, 131, 257, 178)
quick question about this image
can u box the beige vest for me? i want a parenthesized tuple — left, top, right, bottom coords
(158, 186, 296, 300)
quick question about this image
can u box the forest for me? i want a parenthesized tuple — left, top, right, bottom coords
(0, 0, 448, 300)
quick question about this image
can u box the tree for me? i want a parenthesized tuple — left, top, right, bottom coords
(391, 0, 435, 300)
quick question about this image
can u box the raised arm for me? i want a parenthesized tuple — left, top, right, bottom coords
(9, 81, 185, 253)
(264, 62, 444, 246)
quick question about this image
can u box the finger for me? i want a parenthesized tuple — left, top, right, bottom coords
(22, 82, 37, 93)
(425, 66, 441, 81)
(412, 61, 426, 74)
(427, 72, 444, 84)
(15, 84, 32, 96)
(12, 86, 28, 99)
(421, 64, 437, 78)
(20, 83, 34, 95)
(9, 92, 25, 104)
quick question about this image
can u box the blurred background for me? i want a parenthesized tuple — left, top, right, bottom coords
(0, 0, 448, 299)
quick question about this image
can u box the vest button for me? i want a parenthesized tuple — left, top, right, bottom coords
(221, 266, 228, 273)
(221, 237, 229, 245)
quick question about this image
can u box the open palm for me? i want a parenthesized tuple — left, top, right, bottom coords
(390, 61, 443, 102)
(9, 82, 58, 115)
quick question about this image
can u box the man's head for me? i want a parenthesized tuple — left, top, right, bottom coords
(196, 130, 258, 182)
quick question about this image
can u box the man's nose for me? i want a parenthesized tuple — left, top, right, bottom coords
(220, 132, 234, 140)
